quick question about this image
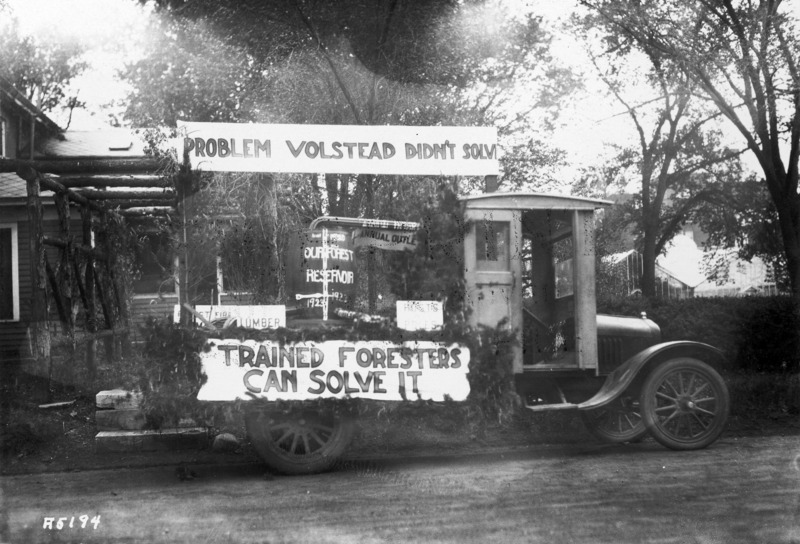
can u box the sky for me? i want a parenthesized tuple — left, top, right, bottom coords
(4, 0, 786, 283)
(2, 0, 625, 156)
(3, 0, 152, 129)
(1, 0, 788, 177)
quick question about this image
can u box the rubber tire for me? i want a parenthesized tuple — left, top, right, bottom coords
(640, 358, 729, 451)
(245, 408, 355, 475)
(580, 395, 648, 444)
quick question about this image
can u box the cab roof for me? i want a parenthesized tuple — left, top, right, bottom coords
(460, 192, 612, 211)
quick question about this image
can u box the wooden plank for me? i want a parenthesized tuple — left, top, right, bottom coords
(59, 176, 171, 188)
(95, 408, 146, 431)
(118, 208, 175, 217)
(96, 388, 143, 409)
(103, 199, 178, 209)
(16, 164, 105, 214)
(3, 156, 166, 175)
(75, 189, 176, 200)
(94, 428, 208, 453)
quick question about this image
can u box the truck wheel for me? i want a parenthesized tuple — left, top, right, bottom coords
(580, 395, 648, 443)
(640, 358, 729, 451)
(245, 408, 355, 475)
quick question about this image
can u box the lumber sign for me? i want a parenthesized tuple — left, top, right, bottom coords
(177, 121, 499, 176)
(197, 339, 470, 402)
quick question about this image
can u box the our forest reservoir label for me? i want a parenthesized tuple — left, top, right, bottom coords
(197, 340, 471, 402)
(177, 121, 499, 176)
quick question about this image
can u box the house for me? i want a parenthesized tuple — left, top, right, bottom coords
(0, 76, 64, 367)
(0, 76, 175, 381)
(598, 191, 779, 299)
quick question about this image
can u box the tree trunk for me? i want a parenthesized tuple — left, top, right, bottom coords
(259, 174, 281, 302)
(773, 192, 800, 301)
(641, 225, 658, 299)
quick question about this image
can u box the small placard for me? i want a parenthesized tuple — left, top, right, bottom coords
(396, 300, 443, 331)
(174, 305, 286, 329)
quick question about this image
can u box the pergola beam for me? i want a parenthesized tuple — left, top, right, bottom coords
(42, 235, 107, 261)
(16, 163, 107, 214)
(2, 156, 168, 175)
(75, 188, 176, 200)
(104, 199, 178, 209)
(58, 176, 172, 188)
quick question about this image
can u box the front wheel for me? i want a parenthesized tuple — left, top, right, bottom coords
(580, 395, 648, 444)
(245, 408, 355, 475)
(640, 358, 729, 450)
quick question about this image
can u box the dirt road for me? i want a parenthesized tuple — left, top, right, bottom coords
(3, 434, 799, 544)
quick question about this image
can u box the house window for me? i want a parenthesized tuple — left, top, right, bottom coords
(133, 231, 175, 295)
(0, 223, 20, 321)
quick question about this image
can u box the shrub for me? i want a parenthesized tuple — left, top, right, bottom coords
(597, 295, 800, 373)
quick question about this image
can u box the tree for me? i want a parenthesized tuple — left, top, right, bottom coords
(125, 1, 576, 309)
(581, 0, 800, 300)
(571, 20, 745, 298)
(0, 18, 87, 120)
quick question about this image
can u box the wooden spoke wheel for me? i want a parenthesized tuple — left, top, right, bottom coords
(245, 408, 355, 475)
(580, 395, 648, 444)
(640, 358, 729, 451)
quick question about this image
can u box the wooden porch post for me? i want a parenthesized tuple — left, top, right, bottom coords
(81, 207, 96, 382)
(25, 175, 52, 400)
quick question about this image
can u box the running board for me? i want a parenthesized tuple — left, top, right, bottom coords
(524, 403, 579, 412)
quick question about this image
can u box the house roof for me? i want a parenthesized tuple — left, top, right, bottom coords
(0, 128, 152, 203)
(0, 76, 62, 135)
(39, 128, 147, 158)
(461, 192, 612, 211)
(0, 172, 27, 199)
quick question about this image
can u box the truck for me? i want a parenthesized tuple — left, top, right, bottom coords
(217, 191, 729, 475)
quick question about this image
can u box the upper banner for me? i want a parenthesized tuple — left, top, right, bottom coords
(177, 121, 500, 176)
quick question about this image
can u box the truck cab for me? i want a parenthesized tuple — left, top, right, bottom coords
(462, 192, 729, 449)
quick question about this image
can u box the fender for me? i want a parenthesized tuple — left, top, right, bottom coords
(578, 341, 726, 411)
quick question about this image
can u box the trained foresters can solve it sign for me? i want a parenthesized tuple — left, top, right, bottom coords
(177, 121, 499, 176)
(197, 340, 470, 402)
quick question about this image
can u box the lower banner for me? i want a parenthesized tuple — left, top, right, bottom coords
(198, 339, 470, 402)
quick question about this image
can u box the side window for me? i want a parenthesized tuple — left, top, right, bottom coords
(0, 224, 19, 321)
(476, 220, 509, 270)
(553, 236, 574, 299)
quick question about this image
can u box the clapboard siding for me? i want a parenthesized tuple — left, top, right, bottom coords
(0, 205, 88, 361)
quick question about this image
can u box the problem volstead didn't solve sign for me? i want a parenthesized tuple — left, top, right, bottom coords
(177, 121, 499, 176)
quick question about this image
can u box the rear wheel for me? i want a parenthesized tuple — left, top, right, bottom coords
(245, 408, 355, 475)
(580, 395, 648, 443)
(640, 358, 729, 450)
